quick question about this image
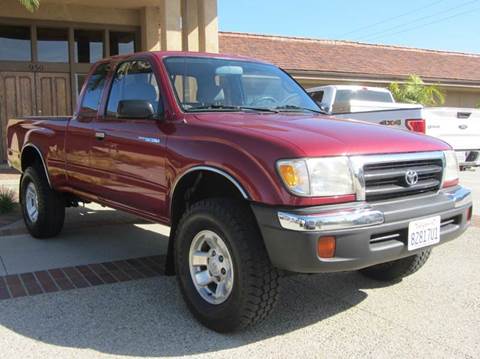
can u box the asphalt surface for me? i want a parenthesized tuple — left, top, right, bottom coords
(0, 171, 478, 358)
(459, 170, 479, 215)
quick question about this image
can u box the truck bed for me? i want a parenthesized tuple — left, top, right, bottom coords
(7, 116, 71, 173)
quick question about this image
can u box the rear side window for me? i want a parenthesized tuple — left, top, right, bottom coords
(335, 89, 392, 103)
(106, 60, 160, 117)
(80, 63, 109, 113)
(310, 91, 324, 103)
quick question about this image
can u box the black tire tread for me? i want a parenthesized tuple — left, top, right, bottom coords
(21, 164, 65, 238)
(360, 249, 432, 281)
(175, 198, 280, 332)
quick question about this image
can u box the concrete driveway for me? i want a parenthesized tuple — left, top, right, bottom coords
(0, 171, 478, 358)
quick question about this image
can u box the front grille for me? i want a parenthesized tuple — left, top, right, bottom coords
(369, 215, 460, 245)
(364, 159, 443, 201)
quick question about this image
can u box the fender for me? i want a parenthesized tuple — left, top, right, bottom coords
(171, 165, 250, 200)
(21, 143, 52, 188)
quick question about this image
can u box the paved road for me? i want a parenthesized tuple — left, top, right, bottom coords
(0, 227, 479, 358)
(459, 170, 479, 215)
(0, 171, 478, 358)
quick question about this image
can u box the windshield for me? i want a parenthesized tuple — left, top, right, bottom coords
(163, 56, 320, 113)
(335, 89, 393, 103)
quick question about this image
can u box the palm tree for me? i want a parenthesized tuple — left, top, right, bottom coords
(389, 74, 445, 106)
(18, 0, 40, 12)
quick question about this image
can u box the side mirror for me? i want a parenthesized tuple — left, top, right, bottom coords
(117, 100, 155, 119)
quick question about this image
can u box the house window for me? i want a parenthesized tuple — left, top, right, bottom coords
(74, 30, 104, 64)
(109, 31, 136, 56)
(0, 25, 31, 61)
(37, 27, 69, 63)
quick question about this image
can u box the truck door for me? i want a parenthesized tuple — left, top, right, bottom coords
(92, 59, 169, 220)
(65, 62, 109, 195)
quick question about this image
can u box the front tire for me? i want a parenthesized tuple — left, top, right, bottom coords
(20, 165, 65, 238)
(174, 198, 280, 332)
(359, 249, 432, 282)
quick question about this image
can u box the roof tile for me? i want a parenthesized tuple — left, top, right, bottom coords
(219, 32, 480, 83)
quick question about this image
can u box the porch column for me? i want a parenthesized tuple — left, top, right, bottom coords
(198, 0, 218, 53)
(182, 0, 200, 51)
(140, 6, 161, 51)
(160, 0, 182, 51)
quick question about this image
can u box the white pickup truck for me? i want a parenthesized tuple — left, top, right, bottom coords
(307, 85, 480, 170)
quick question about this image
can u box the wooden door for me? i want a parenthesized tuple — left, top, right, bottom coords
(0, 72, 36, 162)
(35, 73, 72, 117)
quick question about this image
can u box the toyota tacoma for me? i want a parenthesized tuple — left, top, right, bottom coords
(6, 51, 472, 332)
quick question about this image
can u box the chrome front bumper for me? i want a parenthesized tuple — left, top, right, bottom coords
(277, 186, 471, 232)
(252, 185, 472, 273)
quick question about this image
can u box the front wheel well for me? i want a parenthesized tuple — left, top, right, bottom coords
(170, 170, 248, 231)
(166, 169, 250, 275)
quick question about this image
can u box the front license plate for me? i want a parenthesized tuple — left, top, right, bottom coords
(408, 216, 441, 251)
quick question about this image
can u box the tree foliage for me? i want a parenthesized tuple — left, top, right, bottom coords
(389, 74, 445, 106)
(18, 0, 40, 12)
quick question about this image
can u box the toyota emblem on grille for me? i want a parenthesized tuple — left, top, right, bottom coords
(405, 170, 419, 186)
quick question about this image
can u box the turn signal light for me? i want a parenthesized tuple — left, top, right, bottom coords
(317, 236, 336, 258)
(278, 164, 299, 187)
(406, 119, 426, 134)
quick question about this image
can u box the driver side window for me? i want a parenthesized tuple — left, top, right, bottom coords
(106, 60, 160, 117)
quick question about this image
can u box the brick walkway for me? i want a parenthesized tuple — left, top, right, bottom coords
(0, 255, 165, 300)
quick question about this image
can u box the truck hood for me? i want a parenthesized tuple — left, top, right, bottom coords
(192, 112, 450, 157)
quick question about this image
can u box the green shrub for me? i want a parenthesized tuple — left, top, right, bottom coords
(0, 187, 16, 214)
(389, 74, 445, 106)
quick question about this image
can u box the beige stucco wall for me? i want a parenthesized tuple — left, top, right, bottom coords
(0, 0, 219, 53)
(443, 89, 480, 108)
(0, 0, 140, 26)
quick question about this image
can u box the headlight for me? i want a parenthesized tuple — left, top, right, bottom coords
(443, 150, 459, 187)
(277, 157, 354, 197)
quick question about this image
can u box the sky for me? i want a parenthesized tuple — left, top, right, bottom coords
(218, 0, 480, 54)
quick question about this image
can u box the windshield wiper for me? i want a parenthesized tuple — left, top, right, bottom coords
(274, 105, 327, 114)
(187, 104, 279, 113)
(239, 106, 279, 113)
(187, 104, 242, 112)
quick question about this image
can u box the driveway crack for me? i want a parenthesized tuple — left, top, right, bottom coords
(0, 256, 8, 275)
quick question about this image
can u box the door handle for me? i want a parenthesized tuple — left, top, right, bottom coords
(95, 132, 106, 140)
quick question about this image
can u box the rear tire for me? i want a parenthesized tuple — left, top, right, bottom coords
(20, 165, 65, 238)
(174, 198, 280, 332)
(359, 249, 432, 282)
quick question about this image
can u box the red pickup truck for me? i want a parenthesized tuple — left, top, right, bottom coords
(7, 51, 472, 332)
